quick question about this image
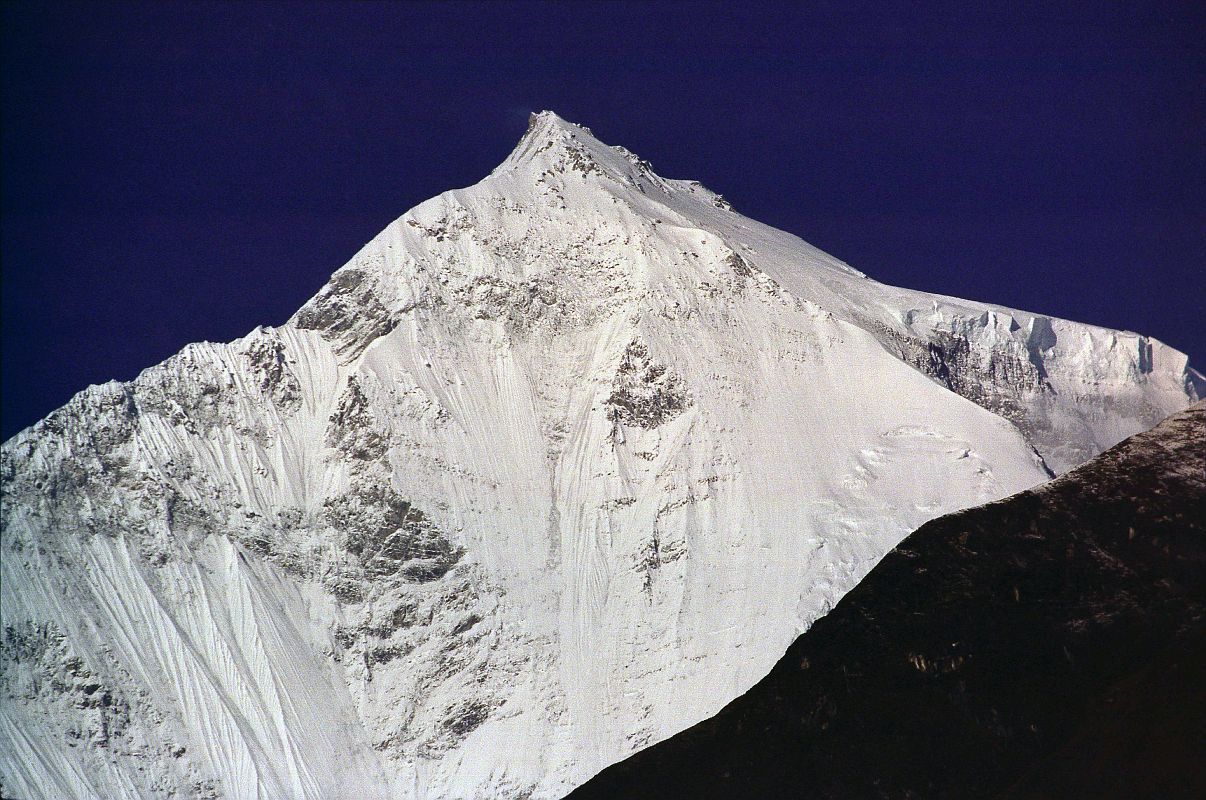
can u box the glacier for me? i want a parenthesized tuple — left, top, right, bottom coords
(1, 111, 1199, 799)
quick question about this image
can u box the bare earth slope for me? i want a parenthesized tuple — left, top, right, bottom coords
(1, 113, 1199, 799)
(569, 403, 1206, 800)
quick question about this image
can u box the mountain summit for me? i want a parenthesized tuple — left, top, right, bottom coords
(2, 114, 1199, 799)
(498, 111, 731, 202)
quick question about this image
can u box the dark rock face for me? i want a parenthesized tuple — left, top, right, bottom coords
(243, 336, 303, 413)
(324, 486, 463, 584)
(867, 318, 1045, 437)
(606, 341, 690, 430)
(293, 267, 399, 358)
(569, 403, 1206, 800)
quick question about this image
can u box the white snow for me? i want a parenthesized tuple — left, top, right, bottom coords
(1, 111, 1198, 799)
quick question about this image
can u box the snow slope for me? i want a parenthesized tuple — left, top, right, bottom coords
(1, 112, 1198, 799)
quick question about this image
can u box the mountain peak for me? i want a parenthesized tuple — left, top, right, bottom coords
(529, 109, 588, 134)
(521, 109, 595, 147)
(494, 110, 664, 191)
(498, 109, 605, 169)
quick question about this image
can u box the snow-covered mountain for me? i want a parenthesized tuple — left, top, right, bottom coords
(1, 111, 1199, 800)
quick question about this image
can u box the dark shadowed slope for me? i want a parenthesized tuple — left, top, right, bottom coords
(570, 402, 1206, 800)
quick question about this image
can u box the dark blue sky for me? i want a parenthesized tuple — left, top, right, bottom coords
(3, 1, 1203, 439)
